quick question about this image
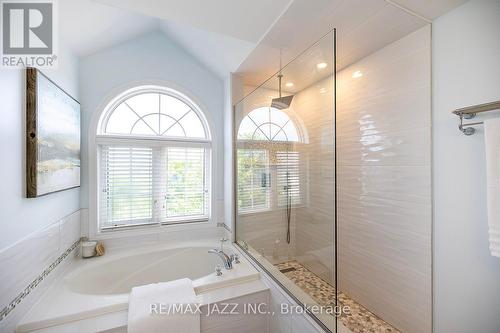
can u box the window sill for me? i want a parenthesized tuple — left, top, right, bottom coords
(92, 218, 215, 240)
(101, 217, 209, 231)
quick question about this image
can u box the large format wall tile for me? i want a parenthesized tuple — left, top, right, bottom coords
(337, 25, 432, 333)
(60, 211, 81, 255)
(0, 210, 81, 319)
(338, 194, 431, 241)
(291, 77, 336, 284)
(338, 165, 431, 204)
(337, 84, 430, 138)
(0, 222, 59, 311)
(337, 127, 431, 167)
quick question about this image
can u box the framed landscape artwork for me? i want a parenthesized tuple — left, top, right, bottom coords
(26, 67, 81, 197)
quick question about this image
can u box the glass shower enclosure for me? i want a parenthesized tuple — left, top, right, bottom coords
(234, 31, 336, 331)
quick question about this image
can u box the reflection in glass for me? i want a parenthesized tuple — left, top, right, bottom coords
(234, 31, 336, 331)
(238, 107, 299, 142)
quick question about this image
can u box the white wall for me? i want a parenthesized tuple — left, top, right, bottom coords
(79, 31, 224, 226)
(433, 1, 500, 332)
(338, 26, 432, 333)
(0, 44, 80, 250)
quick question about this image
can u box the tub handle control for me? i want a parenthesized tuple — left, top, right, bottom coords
(231, 253, 240, 264)
(215, 265, 223, 276)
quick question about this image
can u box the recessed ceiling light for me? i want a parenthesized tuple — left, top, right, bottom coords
(352, 70, 363, 79)
(317, 62, 328, 69)
(319, 87, 327, 94)
(285, 82, 294, 87)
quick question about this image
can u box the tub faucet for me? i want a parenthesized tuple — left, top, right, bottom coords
(208, 249, 233, 270)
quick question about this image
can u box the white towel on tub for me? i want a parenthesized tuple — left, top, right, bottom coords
(484, 119, 500, 258)
(128, 278, 199, 333)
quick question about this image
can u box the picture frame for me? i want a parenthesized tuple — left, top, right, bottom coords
(26, 67, 81, 198)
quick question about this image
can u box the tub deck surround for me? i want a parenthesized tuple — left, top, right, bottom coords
(86, 222, 228, 250)
(18, 282, 270, 333)
(16, 243, 261, 333)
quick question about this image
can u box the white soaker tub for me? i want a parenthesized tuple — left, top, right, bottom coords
(16, 242, 260, 332)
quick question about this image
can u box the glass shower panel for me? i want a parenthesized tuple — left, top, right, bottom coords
(234, 31, 336, 331)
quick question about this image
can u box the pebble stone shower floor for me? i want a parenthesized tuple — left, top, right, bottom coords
(275, 260, 400, 333)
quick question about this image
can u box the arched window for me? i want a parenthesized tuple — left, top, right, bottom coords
(102, 92, 208, 138)
(97, 86, 211, 229)
(237, 107, 299, 142)
(236, 107, 302, 213)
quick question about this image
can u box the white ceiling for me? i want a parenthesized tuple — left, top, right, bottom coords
(160, 21, 255, 77)
(60, 0, 291, 77)
(59, 0, 467, 81)
(389, 0, 468, 20)
(92, 0, 292, 43)
(236, 0, 468, 88)
(59, 0, 159, 57)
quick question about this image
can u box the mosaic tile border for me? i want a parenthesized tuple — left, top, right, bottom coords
(0, 238, 81, 322)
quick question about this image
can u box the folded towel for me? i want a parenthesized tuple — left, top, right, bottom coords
(128, 278, 199, 333)
(484, 119, 500, 258)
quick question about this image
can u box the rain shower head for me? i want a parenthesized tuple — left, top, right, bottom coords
(271, 73, 294, 110)
(271, 95, 294, 110)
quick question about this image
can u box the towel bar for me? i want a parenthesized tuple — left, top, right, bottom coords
(452, 100, 500, 135)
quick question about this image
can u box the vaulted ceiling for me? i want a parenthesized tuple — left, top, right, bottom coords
(59, 0, 159, 57)
(60, 0, 468, 80)
(93, 0, 293, 42)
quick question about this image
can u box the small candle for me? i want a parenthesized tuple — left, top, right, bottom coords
(82, 241, 97, 258)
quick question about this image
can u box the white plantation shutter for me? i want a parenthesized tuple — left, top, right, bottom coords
(277, 151, 301, 206)
(100, 146, 153, 228)
(237, 149, 270, 212)
(100, 144, 209, 229)
(164, 147, 208, 220)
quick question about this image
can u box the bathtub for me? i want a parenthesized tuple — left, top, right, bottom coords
(16, 242, 261, 332)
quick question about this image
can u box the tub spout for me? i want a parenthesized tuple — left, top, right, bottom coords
(208, 249, 233, 270)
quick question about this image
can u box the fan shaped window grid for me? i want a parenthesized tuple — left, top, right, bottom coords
(237, 107, 300, 142)
(101, 90, 209, 140)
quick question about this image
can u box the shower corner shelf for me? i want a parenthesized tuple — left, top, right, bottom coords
(452, 100, 500, 135)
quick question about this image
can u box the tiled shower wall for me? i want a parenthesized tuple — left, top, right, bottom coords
(292, 78, 335, 285)
(235, 76, 336, 285)
(337, 26, 432, 333)
(236, 25, 431, 333)
(235, 80, 335, 273)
